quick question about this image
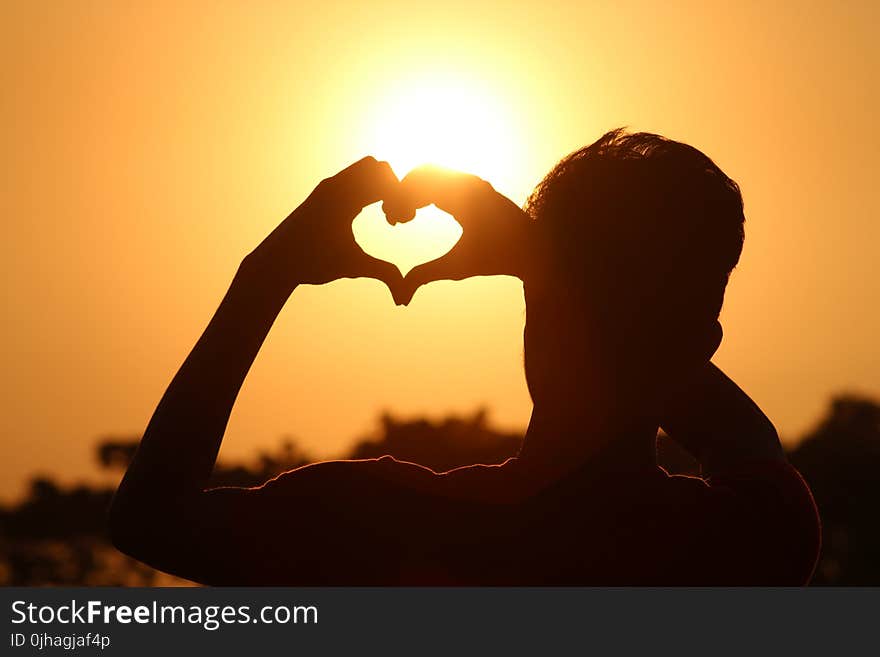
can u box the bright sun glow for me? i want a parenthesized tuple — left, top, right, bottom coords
(353, 74, 523, 274)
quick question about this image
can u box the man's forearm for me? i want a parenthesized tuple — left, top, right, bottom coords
(660, 363, 785, 475)
(113, 259, 292, 511)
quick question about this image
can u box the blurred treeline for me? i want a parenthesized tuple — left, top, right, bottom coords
(1, 396, 878, 586)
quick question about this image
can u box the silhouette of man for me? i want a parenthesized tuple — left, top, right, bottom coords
(110, 130, 820, 585)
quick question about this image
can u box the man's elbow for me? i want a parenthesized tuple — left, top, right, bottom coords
(107, 491, 145, 558)
(107, 486, 175, 565)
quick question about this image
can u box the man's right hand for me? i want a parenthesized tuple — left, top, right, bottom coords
(382, 166, 534, 305)
(244, 156, 403, 302)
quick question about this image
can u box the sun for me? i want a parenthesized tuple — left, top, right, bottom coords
(353, 73, 524, 275)
(366, 75, 519, 182)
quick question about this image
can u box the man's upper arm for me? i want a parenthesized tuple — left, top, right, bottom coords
(660, 461, 821, 585)
(134, 457, 448, 585)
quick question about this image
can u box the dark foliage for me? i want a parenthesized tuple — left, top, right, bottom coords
(788, 395, 880, 585)
(348, 409, 522, 472)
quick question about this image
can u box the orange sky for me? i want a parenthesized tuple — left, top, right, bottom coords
(2, 1, 878, 501)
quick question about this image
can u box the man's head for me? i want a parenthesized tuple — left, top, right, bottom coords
(522, 129, 745, 415)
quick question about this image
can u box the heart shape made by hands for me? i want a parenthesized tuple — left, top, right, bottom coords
(352, 202, 463, 277)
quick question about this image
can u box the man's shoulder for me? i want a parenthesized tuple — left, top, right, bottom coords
(256, 456, 517, 504)
(258, 455, 429, 491)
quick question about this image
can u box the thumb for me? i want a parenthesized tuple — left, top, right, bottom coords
(400, 253, 463, 305)
(356, 254, 407, 305)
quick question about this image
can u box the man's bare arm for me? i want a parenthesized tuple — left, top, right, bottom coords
(660, 362, 785, 476)
(108, 157, 402, 576)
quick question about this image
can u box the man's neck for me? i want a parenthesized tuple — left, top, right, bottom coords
(514, 400, 659, 485)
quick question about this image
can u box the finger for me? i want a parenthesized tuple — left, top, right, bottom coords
(400, 253, 466, 305)
(380, 198, 416, 225)
(353, 253, 407, 305)
(329, 156, 399, 213)
(382, 165, 491, 225)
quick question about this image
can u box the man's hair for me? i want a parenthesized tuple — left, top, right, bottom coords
(525, 129, 745, 327)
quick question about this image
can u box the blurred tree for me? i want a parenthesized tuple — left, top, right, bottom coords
(348, 409, 522, 472)
(0, 436, 313, 585)
(0, 477, 157, 585)
(788, 395, 880, 585)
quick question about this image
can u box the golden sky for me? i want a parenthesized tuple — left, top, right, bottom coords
(2, 1, 878, 501)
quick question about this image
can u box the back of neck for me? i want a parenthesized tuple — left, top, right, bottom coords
(515, 401, 659, 485)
